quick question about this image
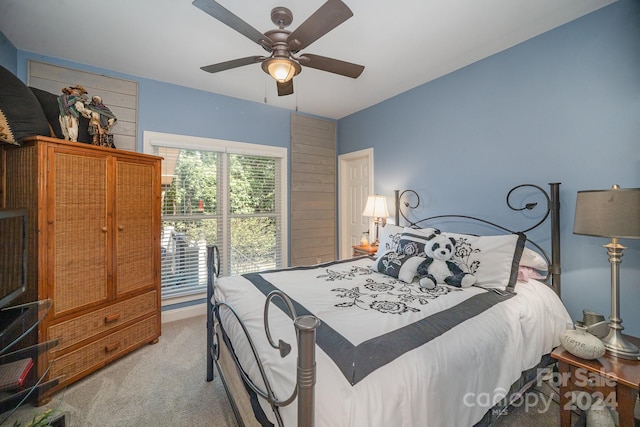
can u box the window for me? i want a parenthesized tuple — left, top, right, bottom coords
(145, 132, 287, 299)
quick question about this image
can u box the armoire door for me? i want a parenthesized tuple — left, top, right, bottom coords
(114, 159, 158, 296)
(47, 147, 110, 316)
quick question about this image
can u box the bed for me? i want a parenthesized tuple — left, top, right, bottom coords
(205, 183, 572, 427)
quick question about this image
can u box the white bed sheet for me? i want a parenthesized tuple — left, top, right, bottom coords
(213, 257, 571, 427)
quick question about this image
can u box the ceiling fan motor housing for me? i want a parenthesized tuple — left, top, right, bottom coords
(271, 7, 293, 28)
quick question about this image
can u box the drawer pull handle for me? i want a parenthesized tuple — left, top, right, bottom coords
(104, 313, 121, 323)
(118, 225, 124, 231)
(105, 342, 120, 352)
(102, 227, 108, 232)
(587, 379, 596, 387)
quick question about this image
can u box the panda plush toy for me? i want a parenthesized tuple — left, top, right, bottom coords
(417, 232, 477, 289)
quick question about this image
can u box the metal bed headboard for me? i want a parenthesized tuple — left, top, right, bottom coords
(394, 183, 561, 296)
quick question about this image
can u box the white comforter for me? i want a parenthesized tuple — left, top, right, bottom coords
(213, 257, 571, 427)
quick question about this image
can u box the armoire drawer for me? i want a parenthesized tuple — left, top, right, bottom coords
(49, 315, 158, 381)
(48, 291, 157, 351)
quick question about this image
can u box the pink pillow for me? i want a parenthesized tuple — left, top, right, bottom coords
(517, 266, 546, 283)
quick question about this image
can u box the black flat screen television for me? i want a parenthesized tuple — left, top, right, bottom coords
(0, 208, 27, 309)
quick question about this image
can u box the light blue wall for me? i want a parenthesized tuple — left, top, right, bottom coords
(0, 31, 17, 74)
(338, 0, 640, 335)
(137, 78, 291, 148)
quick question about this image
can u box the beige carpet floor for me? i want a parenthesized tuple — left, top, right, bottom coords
(4, 315, 237, 427)
(3, 314, 585, 427)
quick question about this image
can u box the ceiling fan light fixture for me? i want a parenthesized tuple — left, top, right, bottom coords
(262, 57, 301, 83)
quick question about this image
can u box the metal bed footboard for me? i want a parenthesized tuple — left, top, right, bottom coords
(206, 245, 320, 427)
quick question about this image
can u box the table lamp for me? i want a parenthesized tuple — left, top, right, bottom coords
(362, 195, 389, 246)
(573, 185, 640, 360)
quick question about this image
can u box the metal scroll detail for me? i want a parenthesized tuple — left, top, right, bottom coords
(396, 184, 551, 235)
(394, 183, 562, 295)
(395, 189, 420, 227)
(214, 300, 287, 426)
(505, 184, 551, 233)
(210, 287, 320, 426)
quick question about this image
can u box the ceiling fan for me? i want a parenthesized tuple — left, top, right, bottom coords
(192, 0, 365, 96)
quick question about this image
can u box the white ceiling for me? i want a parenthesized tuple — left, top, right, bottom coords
(0, 0, 615, 120)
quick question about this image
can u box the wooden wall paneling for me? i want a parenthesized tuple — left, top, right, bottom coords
(290, 114, 337, 266)
(28, 60, 138, 152)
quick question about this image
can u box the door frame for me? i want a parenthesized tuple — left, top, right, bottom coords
(337, 148, 374, 259)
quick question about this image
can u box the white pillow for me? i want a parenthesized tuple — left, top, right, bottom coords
(437, 232, 525, 291)
(520, 247, 548, 272)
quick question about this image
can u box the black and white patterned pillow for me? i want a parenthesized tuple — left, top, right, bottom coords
(397, 227, 439, 257)
(375, 224, 404, 257)
(372, 250, 428, 283)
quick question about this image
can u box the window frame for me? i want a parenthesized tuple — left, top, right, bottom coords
(143, 131, 288, 301)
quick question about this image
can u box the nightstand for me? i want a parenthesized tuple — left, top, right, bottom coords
(552, 335, 640, 427)
(352, 244, 378, 257)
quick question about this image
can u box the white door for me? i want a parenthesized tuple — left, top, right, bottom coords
(338, 148, 373, 259)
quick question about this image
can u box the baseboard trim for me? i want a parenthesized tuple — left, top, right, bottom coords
(161, 302, 206, 323)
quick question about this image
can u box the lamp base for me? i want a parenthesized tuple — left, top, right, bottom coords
(601, 328, 640, 360)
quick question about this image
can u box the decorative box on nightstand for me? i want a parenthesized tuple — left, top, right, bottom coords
(352, 244, 378, 257)
(552, 335, 640, 427)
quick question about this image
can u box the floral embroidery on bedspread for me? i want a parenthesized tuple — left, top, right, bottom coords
(330, 277, 460, 314)
(316, 266, 373, 281)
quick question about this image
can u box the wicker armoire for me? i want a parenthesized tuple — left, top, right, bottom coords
(0, 136, 162, 403)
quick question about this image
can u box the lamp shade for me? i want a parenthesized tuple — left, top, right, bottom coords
(261, 57, 301, 83)
(573, 186, 640, 239)
(362, 195, 389, 219)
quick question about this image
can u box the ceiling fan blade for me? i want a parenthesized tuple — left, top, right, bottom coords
(193, 0, 272, 49)
(287, 0, 353, 51)
(298, 54, 364, 78)
(201, 56, 264, 73)
(277, 80, 294, 96)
